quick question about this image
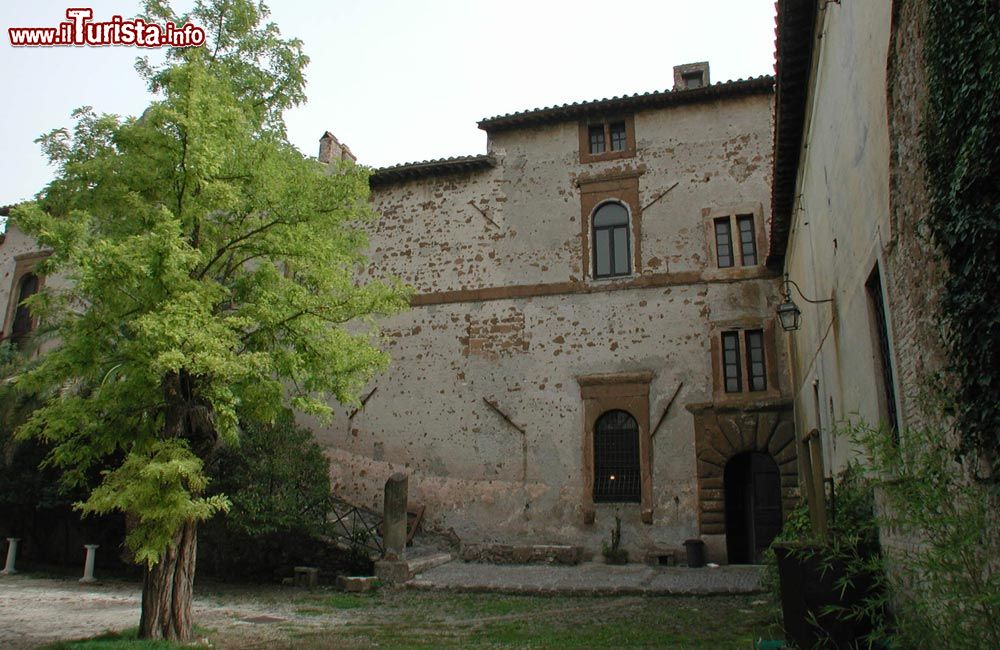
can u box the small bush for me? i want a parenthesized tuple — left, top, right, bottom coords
(858, 423, 1000, 649)
(200, 413, 369, 581)
(766, 461, 891, 648)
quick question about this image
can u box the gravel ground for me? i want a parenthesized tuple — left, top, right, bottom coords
(0, 574, 340, 649)
(0, 562, 768, 648)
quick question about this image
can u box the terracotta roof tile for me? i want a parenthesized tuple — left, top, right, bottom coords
(477, 76, 774, 132)
(369, 154, 497, 188)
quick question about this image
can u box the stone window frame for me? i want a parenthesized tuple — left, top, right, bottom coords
(577, 371, 654, 525)
(577, 170, 643, 281)
(701, 203, 766, 279)
(709, 318, 782, 403)
(578, 114, 636, 164)
(2, 251, 50, 344)
(591, 200, 633, 279)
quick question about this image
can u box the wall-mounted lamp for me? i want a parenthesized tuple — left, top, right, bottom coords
(777, 274, 834, 332)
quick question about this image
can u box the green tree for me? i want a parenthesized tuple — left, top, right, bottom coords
(10, 0, 407, 640)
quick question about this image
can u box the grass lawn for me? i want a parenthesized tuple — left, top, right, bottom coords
(40, 588, 782, 649)
(214, 589, 782, 649)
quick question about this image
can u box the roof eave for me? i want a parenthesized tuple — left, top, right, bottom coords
(477, 76, 775, 134)
(768, 0, 820, 268)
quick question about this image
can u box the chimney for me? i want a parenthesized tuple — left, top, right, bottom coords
(673, 62, 711, 91)
(318, 131, 356, 164)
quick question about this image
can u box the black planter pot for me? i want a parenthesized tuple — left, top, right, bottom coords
(773, 543, 878, 649)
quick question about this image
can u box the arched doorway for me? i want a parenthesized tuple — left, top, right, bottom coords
(724, 451, 782, 564)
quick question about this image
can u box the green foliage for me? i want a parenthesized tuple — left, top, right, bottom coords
(9, 0, 409, 569)
(923, 0, 1000, 477)
(82, 440, 230, 567)
(204, 413, 330, 537)
(197, 413, 364, 581)
(601, 515, 628, 564)
(858, 423, 1000, 649)
(766, 463, 891, 648)
(0, 341, 79, 516)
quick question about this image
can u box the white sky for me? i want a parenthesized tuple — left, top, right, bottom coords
(0, 1, 777, 205)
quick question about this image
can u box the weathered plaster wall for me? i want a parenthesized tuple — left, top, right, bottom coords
(314, 91, 789, 560)
(0, 223, 66, 352)
(781, 0, 896, 477)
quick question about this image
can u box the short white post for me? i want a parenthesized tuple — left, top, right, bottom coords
(80, 544, 99, 583)
(1, 538, 20, 575)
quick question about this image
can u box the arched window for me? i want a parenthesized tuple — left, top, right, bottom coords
(10, 273, 39, 346)
(593, 409, 640, 502)
(591, 202, 631, 278)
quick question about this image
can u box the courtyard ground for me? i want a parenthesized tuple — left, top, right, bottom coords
(0, 570, 781, 648)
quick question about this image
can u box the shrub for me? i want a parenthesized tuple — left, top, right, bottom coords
(858, 424, 1000, 649)
(199, 413, 360, 581)
(766, 461, 891, 648)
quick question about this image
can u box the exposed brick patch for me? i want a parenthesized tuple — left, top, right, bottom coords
(460, 307, 528, 360)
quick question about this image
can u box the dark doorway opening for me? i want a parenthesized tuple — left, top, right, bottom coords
(725, 452, 782, 564)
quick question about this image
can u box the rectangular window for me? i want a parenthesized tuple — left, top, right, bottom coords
(745, 329, 767, 391)
(580, 116, 635, 163)
(609, 122, 627, 151)
(715, 218, 734, 268)
(588, 125, 606, 154)
(866, 267, 899, 438)
(737, 215, 757, 266)
(722, 332, 742, 393)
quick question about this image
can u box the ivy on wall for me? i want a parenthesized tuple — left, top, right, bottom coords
(923, 0, 1000, 479)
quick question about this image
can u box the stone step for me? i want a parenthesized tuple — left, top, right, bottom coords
(407, 551, 453, 575)
(460, 543, 583, 565)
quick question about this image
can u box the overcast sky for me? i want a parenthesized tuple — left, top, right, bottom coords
(0, 1, 777, 205)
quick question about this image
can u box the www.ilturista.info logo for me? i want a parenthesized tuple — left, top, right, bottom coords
(8, 8, 205, 48)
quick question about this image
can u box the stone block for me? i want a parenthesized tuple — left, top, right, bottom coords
(645, 551, 676, 566)
(374, 559, 411, 584)
(337, 575, 378, 592)
(294, 566, 319, 589)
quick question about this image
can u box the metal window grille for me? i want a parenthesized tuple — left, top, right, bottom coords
(745, 329, 767, 391)
(737, 215, 757, 266)
(723, 331, 742, 392)
(594, 410, 641, 502)
(866, 268, 899, 438)
(715, 218, 734, 267)
(610, 122, 627, 151)
(589, 125, 606, 154)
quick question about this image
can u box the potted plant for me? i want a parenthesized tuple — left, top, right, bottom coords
(771, 463, 888, 649)
(601, 516, 628, 565)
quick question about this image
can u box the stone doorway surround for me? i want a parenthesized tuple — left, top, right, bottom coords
(685, 399, 797, 538)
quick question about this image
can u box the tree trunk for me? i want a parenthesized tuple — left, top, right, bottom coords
(139, 519, 198, 641)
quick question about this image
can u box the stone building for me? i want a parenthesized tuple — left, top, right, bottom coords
(770, 0, 954, 493)
(2, 64, 796, 565)
(309, 64, 796, 563)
